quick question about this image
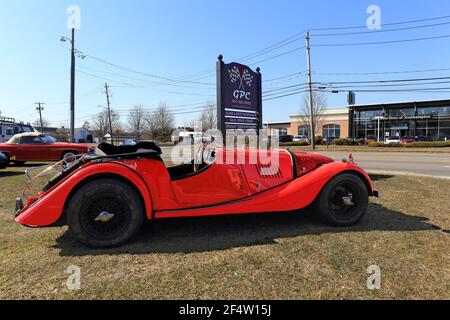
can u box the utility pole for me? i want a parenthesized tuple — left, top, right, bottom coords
(305, 31, 315, 150)
(104, 83, 114, 145)
(70, 28, 76, 143)
(35, 102, 45, 132)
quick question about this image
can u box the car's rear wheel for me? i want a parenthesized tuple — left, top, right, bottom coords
(313, 173, 368, 227)
(67, 178, 145, 248)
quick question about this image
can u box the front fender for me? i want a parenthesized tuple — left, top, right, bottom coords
(15, 162, 153, 227)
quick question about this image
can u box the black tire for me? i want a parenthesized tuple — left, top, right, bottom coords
(67, 178, 145, 248)
(313, 173, 368, 227)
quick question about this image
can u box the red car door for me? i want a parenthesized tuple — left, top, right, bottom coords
(170, 162, 248, 208)
(16, 136, 43, 161)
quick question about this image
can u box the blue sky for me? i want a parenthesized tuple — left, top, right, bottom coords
(1, 0, 450, 128)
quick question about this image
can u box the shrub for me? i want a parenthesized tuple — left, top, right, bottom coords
(368, 142, 402, 147)
(280, 141, 309, 147)
(355, 138, 366, 146)
(333, 138, 354, 145)
(405, 141, 450, 148)
(368, 141, 450, 148)
(315, 136, 323, 145)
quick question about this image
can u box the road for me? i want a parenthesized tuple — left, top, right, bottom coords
(317, 151, 450, 179)
(160, 146, 450, 179)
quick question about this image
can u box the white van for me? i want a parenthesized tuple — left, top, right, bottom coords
(0, 117, 36, 143)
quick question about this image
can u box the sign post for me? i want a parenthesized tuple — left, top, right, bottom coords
(216, 55, 262, 143)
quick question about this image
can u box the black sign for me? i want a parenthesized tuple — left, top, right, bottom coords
(370, 115, 433, 121)
(216, 55, 262, 137)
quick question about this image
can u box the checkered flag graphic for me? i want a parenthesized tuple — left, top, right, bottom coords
(242, 69, 254, 87)
(228, 66, 241, 83)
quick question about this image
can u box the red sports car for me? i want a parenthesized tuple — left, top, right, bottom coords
(15, 142, 380, 248)
(0, 132, 94, 165)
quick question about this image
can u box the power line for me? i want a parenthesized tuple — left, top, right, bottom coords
(315, 75, 450, 85)
(313, 67, 450, 76)
(315, 80, 450, 90)
(312, 33, 450, 47)
(76, 69, 214, 97)
(76, 65, 214, 88)
(311, 20, 450, 36)
(75, 49, 214, 85)
(310, 14, 450, 31)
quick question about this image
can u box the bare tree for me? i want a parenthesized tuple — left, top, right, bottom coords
(91, 109, 120, 138)
(127, 105, 147, 140)
(145, 102, 175, 142)
(32, 118, 50, 129)
(199, 101, 217, 131)
(298, 91, 327, 137)
(81, 121, 91, 130)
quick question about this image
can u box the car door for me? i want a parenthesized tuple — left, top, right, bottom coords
(170, 162, 248, 208)
(16, 136, 43, 160)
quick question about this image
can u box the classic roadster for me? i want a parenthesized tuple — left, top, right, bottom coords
(15, 142, 380, 248)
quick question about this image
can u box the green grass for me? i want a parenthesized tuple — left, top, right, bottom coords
(0, 164, 449, 299)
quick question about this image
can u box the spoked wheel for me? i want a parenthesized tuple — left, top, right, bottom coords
(313, 173, 368, 226)
(67, 179, 144, 248)
(62, 151, 77, 164)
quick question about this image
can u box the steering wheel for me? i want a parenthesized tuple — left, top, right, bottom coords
(193, 143, 205, 172)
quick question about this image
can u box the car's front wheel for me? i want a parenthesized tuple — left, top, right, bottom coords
(313, 173, 368, 227)
(67, 178, 145, 248)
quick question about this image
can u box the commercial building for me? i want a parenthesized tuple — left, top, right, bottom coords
(266, 108, 349, 139)
(349, 99, 450, 141)
(266, 98, 450, 141)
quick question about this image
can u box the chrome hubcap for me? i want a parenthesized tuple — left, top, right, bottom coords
(342, 195, 354, 206)
(94, 211, 115, 223)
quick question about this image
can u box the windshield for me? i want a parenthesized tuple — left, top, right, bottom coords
(40, 135, 56, 144)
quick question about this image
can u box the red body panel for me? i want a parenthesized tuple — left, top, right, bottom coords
(0, 142, 89, 161)
(154, 161, 372, 219)
(15, 162, 154, 226)
(15, 148, 375, 227)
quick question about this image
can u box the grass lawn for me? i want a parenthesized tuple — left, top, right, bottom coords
(0, 164, 449, 299)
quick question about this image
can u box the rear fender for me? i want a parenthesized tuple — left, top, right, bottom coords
(15, 162, 153, 227)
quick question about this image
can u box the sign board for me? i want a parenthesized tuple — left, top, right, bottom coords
(216, 55, 262, 138)
(370, 115, 432, 121)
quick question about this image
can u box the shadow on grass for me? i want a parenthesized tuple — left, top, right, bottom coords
(368, 173, 395, 181)
(54, 202, 442, 256)
(0, 171, 24, 177)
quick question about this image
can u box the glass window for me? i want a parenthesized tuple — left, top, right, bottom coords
(274, 128, 287, 135)
(20, 136, 43, 144)
(323, 124, 341, 138)
(297, 125, 309, 137)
